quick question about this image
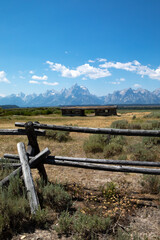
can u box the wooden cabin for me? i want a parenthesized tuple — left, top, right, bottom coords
(60, 106, 117, 116)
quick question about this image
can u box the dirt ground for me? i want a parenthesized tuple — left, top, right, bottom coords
(0, 112, 160, 239)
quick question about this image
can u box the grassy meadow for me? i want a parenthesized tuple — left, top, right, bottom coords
(0, 108, 160, 239)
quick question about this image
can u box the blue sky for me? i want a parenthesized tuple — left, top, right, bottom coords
(0, 0, 160, 97)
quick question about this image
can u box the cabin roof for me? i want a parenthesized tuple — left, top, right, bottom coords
(60, 105, 117, 110)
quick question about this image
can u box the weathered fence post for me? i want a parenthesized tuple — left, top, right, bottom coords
(25, 121, 48, 183)
(0, 147, 50, 187)
(17, 142, 40, 214)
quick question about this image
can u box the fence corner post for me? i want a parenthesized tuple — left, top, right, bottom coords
(25, 121, 48, 183)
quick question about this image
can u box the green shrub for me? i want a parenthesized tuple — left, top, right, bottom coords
(110, 120, 141, 130)
(55, 210, 111, 239)
(118, 154, 127, 160)
(129, 123, 141, 129)
(0, 108, 4, 115)
(72, 212, 111, 239)
(116, 228, 130, 240)
(45, 130, 71, 142)
(141, 120, 160, 130)
(55, 211, 72, 235)
(2, 107, 60, 117)
(110, 120, 129, 129)
(37, 181, 72, 211)
(0, 165, 14, 180)
(150, 120, 160, 129)
(101, 182, 118, 200)
(83, 134, 125, 155)
(143, 137, 160, 146)
(55, 131, 71, 142)
(110, 135, 126, 146)
(83, 135, 106, 153)
(130, 143, 157, 162)
(144, 111, 160, 119)
(103, 143, 123, 158)
(31, 208, 48, 228)
(0, 176, 30, 238)
(0, 176, 53, 239)
(141, 175, 160, 194)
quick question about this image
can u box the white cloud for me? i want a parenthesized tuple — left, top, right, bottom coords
(29, 80, 40, 84)
(46, 59, 160, 81)
(100, 61, 138, 71)
(29, 70, 34, 74)
(43, 81, 59, 86)
(88, 59, 95, 63)
(77, 64, 111, 79)
(32, 75, 48, 81)
(46, 61, 111, 79)
(0, 71, 10, 83)
(97, 58, 107, 62)
(110, 81, 120, 85)
(100, 60, 160, 80)
(0, 94, 6, 97)
(134, 83, 142, 88)
(136, 65, 160, 80)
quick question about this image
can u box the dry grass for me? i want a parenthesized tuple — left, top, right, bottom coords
(0, 111, 156, 191)
(0, 111, 158, 188)
(0, 111, 160, 239)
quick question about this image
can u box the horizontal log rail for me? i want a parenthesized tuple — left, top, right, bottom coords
(0, 163, 22, 168)
(3, 154, 160, 167)
(2, 159, 160, 175)
(0, 129, 45, 136)
(15, 122, 160, 137)
(48, 156, 160, 167)
(39, 159, 160, 175)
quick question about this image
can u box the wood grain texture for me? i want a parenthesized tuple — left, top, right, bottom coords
(17, 142, 40, 214)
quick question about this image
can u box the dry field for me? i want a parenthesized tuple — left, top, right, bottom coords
(0, 111, 160, 240)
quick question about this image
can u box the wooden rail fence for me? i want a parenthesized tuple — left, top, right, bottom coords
(0, 121, 160, 213)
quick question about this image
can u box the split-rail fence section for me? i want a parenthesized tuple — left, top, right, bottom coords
(0, 121, 160, 213)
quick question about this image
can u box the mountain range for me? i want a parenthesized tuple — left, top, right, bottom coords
(0, 84, 160, 107)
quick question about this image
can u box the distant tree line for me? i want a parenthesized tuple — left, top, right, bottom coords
(0, 107, 61, 116)
(0, 105, 19, 109)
